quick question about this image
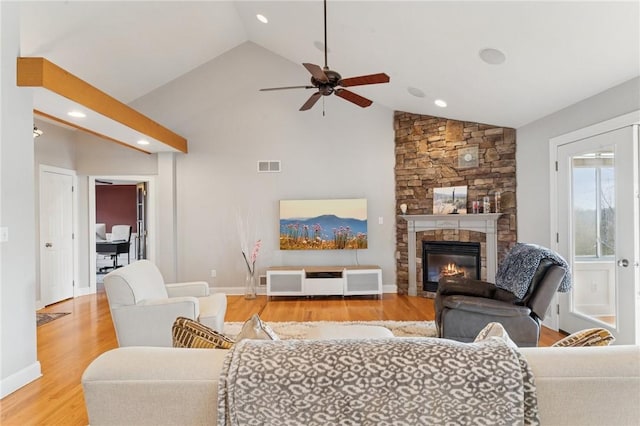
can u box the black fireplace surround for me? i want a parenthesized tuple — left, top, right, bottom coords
(422, 241, 481, 292)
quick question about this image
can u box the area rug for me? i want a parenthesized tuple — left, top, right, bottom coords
(223, 320, 436, 339)
(36, 312, 70, 327)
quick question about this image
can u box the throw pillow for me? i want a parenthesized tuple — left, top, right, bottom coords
(172, 316, 235, 349)
(474, 322, 517, 348)
(235, 313, 280, 342)
(552, 328, 615, 347)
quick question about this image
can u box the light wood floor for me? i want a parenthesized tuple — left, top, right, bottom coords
(0, 290, 566, 426)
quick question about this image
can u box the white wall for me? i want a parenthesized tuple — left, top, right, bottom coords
(33, 120, 77, 170)
(516, 77, 640, 246)
(33, 120, 77, 303)
(0, 2, 41, 398)
(31, 119, 160, 296)
(74, 133, 158, 289)
(129, 42, 397, 289)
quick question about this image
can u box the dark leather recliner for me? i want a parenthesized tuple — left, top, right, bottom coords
(435, 258, 566, 347)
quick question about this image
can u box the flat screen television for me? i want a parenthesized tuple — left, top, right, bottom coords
(279, 198, 367, 250)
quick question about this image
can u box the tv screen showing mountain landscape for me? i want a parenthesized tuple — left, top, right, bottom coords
(279, 199, 367, 250)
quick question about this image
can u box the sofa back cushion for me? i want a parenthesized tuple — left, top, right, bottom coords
(104, 260, 168, 307)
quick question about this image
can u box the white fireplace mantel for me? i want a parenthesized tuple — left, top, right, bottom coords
(400, 214, 502, 296)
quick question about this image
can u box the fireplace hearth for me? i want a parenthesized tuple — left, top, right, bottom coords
(422, 241, 480, 293)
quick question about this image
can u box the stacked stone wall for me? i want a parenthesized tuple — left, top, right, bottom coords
(395, 112, 517, 295)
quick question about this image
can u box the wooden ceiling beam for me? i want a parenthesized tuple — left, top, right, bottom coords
(17, 57, 188, 153)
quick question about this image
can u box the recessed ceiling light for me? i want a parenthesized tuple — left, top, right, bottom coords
(137, 140, 150, 146)
(479, 48, 506, 65)
(407, 87, 425, 98)
(256, 14, 268, 24)
(434, 99, 447, 108)
(68, 110, 86, 118)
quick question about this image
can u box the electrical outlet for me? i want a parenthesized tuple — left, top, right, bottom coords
(378, 216, 384, 225)
(210, 269, 217, 278)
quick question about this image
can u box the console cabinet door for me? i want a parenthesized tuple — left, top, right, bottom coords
(344, 269, 382, 296)
(267, 270, 304, 296)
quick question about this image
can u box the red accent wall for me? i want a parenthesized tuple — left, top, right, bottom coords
(96, 185, 137, 232)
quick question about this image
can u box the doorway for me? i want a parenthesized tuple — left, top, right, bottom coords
(551, 115, 639, 344)
(88, 176, 156, 292)
(39, 165, 77, 306)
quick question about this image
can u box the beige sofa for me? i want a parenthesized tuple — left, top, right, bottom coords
(82, 344, 640, 425)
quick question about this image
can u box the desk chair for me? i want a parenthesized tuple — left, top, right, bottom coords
(97, 225, 132, 272)
(111, 225, 132, 266)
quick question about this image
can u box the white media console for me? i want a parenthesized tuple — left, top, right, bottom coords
(266, 265, 382, 298)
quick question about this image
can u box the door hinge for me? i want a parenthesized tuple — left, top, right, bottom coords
(71, 186, 74, 192)
(555, 161, 558, 171)
(556, 233, 559, 243)
(557, 304, 560, 315)
(72, 280, 75, 288)
(72, 233, 75, 240)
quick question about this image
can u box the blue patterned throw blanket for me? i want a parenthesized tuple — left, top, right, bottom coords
(496, 243, 572, 299)
(218, 338, 540, 425)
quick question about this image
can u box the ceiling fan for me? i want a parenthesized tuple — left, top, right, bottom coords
(259, 0, 390, 112)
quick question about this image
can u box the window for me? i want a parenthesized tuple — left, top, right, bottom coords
(572, 152, 615, 258)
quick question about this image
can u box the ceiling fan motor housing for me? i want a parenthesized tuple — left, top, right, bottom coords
(311, 69, 342, 96)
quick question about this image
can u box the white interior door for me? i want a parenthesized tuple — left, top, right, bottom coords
(556, 125, 639, 344)
(40, 168, 75, 305)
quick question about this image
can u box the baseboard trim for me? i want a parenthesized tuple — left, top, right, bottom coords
(382, 284, 398, 293)
(0, 361, 42, 398)
(212, 286, 266, 296)
(75, 286, 95, 297)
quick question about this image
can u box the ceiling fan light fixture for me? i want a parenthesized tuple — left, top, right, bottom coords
(434, 99, 447, 108)
(407, 87, 425, 98)
(256, 14, 268, 24)
(479, 48, 506, 65)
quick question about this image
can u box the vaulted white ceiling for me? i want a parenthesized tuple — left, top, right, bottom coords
(20, 0, 639, 131)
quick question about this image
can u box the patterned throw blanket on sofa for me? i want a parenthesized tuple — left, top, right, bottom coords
(218, 338, 540, 425)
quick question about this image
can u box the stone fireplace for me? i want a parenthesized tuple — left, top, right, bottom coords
(422, 241, 480, 292)
(394, 112, 517, 296)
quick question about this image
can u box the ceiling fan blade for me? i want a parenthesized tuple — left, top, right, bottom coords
(260, 85, 316, 91)
(303, 63, 328, 83)
(299, 92, 322, 111)
(335, 89, 373, 108)
(339, 73, 390, 87)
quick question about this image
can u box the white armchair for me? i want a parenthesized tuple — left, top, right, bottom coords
(103, 260, 227, 347)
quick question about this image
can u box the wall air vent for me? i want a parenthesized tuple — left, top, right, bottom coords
(257, 160, 281, 173)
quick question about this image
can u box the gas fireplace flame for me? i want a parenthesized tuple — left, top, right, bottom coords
(441, 263, 465, 278)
